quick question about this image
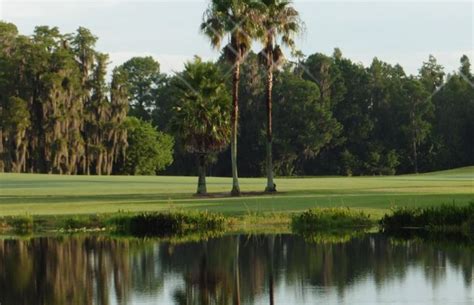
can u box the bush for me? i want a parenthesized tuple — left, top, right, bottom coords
(4, 215, 34, 233)
(380, 202, 474, 233)
(340, 149, 358, 176)
(109, 211, 227, 236)
(121, 117, 174, 175)
(291, 208, 373, 233)
(62, 216, 90, 230)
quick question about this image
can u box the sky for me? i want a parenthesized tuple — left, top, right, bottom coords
(0, 0, 472, 75)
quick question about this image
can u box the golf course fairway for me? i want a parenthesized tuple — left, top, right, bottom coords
(0, 166, 472, 217)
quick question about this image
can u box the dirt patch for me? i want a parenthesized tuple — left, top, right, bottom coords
(192, 191, 286, 199)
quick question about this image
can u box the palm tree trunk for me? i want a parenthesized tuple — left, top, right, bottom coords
(265, 58, 276, 192)
(231, 56, 241, 196)
(197, 154, 207, 195)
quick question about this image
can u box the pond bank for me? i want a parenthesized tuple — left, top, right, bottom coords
(1, 203, 473, 241)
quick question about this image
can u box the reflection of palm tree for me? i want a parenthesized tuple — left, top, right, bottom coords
(268, 235, 275, 305)
(233, 234, 241, 305)
(199, 255, 211, 305)
(173, 247, 230, 305)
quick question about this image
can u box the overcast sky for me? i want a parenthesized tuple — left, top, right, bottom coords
(1, 0, 472, 75)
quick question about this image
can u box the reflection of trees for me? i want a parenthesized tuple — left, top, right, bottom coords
(0, 234, 472, 305)
(0, 236, 159, 305)
(170, 237, 238, 305)
(163, 234, 474, 304)
(280, 234, 473, 294)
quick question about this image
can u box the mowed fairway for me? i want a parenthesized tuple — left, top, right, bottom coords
(0, 167, 472, 217)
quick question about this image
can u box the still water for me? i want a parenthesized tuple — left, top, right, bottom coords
(0, 233, 472, 305)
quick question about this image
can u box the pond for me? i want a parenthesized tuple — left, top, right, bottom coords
(0, 233, 472, 305)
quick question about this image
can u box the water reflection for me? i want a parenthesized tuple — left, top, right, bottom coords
(0, 234, 472, 305)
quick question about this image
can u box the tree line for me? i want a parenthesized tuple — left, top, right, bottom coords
(1, 0, 473, 195)
(0, 22, 173, 175)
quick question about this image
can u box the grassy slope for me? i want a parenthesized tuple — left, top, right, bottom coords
(0, 167, 472, 217)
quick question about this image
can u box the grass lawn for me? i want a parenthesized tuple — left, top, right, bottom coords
(0, 167, 472, 218)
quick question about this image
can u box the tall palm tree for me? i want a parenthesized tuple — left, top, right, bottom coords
(172, 57, 231, 195)
(257, 0, 303, 192)
(201, 0, 260, 196)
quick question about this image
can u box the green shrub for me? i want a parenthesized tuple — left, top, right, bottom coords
(62, 216, 89, 230)
(291, 208, 373, 233)
(109, 211, 227, 236)
(57, 214, 110, 231)
(380, 202, 474, 233)
(4, 214, 34, 233)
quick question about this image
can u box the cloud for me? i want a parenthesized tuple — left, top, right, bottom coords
(1, 1, 47, 18)
(1, 0, 123, 19)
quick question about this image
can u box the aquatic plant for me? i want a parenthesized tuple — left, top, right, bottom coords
(109, 211, 227, 236)
(291, 207, 373, 233)
(1, 214, 34, 233)
(380, 202, 474, 233)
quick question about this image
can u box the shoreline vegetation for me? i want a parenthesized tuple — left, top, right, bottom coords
(2, 204, 472, 242)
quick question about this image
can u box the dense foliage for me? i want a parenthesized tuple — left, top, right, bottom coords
(381, 203, 474, 233)
(1, 21, 472, 177)
(161, 51, 473, 177)
(110, 211, 227, 236)
(0, 22, 174, 175)
(0, 23, 129, 174)
(120, 117, 173, 175)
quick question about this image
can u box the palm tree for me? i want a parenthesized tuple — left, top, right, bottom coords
(201, 0, 260, 196)
(172, 57, 231, 195)
(257, 0, 303, 192)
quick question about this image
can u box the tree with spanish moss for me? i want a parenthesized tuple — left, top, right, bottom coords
(0, 22, 129, 175)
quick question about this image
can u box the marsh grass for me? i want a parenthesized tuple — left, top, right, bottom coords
(380, 202, 474, 234)
(60, 214, 109, 231)
(387, 230, 474, 247)
(240, 211, 291, 226)
(108, 211, 228, 236)
(299, 229, 368, 244)
(291, 207, 374, 233)
(1, 214, 34, 233)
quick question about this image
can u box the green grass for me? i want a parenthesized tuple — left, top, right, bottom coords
(0, 166, 472, 217)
